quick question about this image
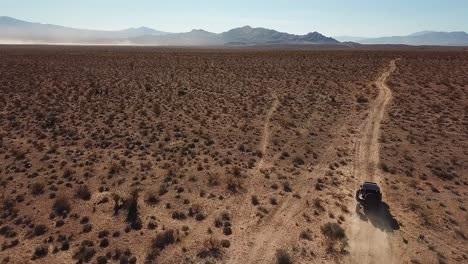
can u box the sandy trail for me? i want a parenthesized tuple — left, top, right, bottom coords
(347, 59, 399, 264)
(256, 93, 280, 174)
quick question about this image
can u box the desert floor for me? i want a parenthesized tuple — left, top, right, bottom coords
(0, 46, 466, 264)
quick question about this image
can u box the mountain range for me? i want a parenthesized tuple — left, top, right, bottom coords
(334, 31, 468, 46)
(0, 16, 338, 45)
(0, 16, 169, 44)
(1, 16, 467, 46)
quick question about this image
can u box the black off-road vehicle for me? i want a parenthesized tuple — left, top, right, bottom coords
(355, 182, 382, 210)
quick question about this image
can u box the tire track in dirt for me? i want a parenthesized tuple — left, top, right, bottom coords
(230, 93, 279, 226)
(347, 59, 399, 264)
(228, 92, 279, 247)
(159, 93, 280, 263)
(255, 93, 280, 175)
(239, 125, 350, 264)
(228, 114, 353, 264)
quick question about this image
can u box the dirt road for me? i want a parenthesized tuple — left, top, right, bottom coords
(347, 59, 399, 264)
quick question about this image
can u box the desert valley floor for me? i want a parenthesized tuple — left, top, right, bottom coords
(0, 46, 466, 264)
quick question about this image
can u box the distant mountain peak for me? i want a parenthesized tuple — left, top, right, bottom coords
(190, 29, 211, 33)
(132, 26, 151, 30)
(221, 26, 338, 45)
(409, 31, 437, 36)
(305, 31, 320, 36)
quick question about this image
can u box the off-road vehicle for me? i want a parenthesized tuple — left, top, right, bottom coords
(355, 182, 382, 210)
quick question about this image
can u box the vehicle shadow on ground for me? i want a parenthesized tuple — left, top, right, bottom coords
(356, 202, 400, 231)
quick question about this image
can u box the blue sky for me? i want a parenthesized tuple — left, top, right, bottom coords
(2, 0, 467, 37)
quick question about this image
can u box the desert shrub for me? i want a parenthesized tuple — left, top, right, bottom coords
(33, 224, 48, 237)
(55, 219, 65, 227)
(145, 193, 159, 205)
(315, 182, 323, 191)
(226, 178, 242, 193)
(419, 207, 433, 226)
(255, 150, 263, 158)
(270, 197, 278, 205)
(188, 205, 207, 221)
(73, 240, 96, 263)
(0, 226, 16, 238)
(99, 238, 109, 248)
(158, 185, 168, 196)
(98, 230, 109, 238)
(153, 230, 176, 249)
(299, 230, 312, 241)
(380, 163, 396, 174)
(80, 216, 89, 224)
(53, 197, 71, 216)
(1, 198, 16, 218)
(430, 165, 456, 181)
(214, 218, 223, 228)
(147, 221, 157, 230)
(108, 163, 121, 176)
(30, 182, 45, 196)
(1, 239, 18, 250)
(145, 230, 177, 263)
(276, 249, 292, 264)
(280, 151, 289, 159)
(223, 225, 232, 236)
(313, 198, 326, 211)
(221, 239, 230, 248)
(208, 174, 220, 186)
(251, 195, 259, 205)
(321, 222, 348, 255)
(172, 211, 187, 220)
(321, 222, 346, 241)
(197, 237, 223, 259)
(232, 166, 242, 177)
(62, 168, 74, 179)
(32, 244, 48, 259)
(356, 95, 368, 104)
(83, 224, 92, 233)
(96, 256, 108, 264)
(75, 185, 91, 200)
(292, 156, 304, 166)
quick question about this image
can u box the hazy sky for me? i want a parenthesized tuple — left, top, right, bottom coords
(2, 0, 467, 37)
